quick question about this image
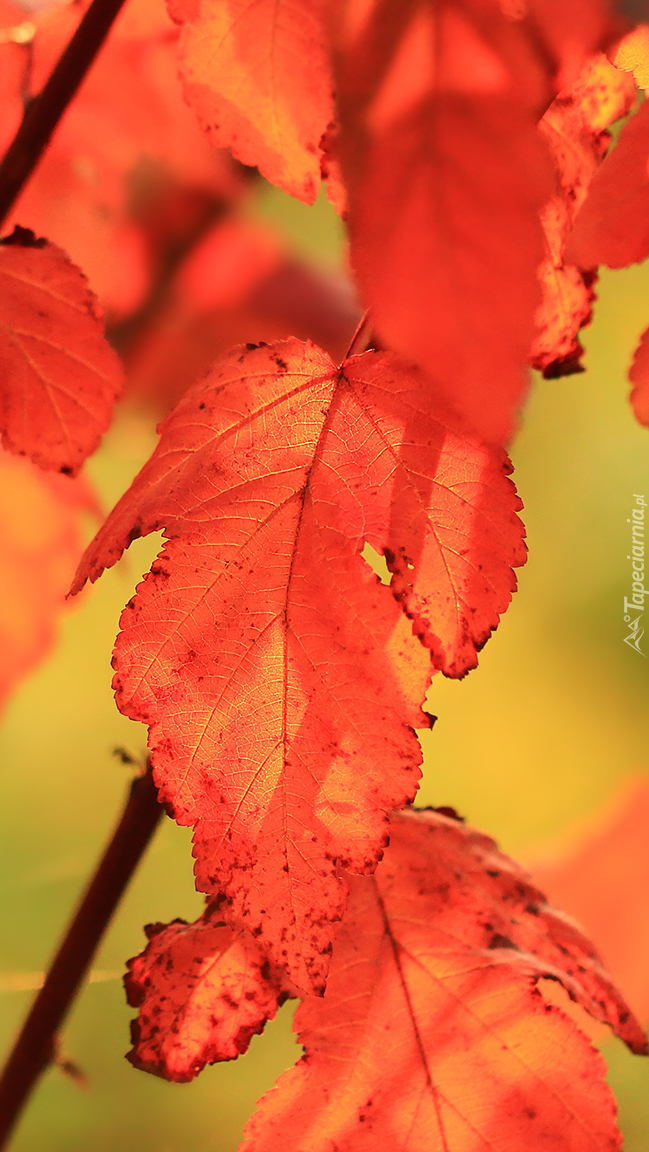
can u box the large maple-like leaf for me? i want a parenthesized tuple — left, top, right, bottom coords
(242, 808, 646, 1152)
(329, 0, 622, 443)
(0, 228, 123, 475)
(166, 0, 334, 202)
(72, 338, 525, 990)
(0, 446, 98, 708)
(532, 54, 635, 377)
(567, 98, 649, 270)
(124, 900, 290, 1080)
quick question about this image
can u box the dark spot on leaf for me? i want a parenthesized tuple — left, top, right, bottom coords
(488, 934, 517, 950)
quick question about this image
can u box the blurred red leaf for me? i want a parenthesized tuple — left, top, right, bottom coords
(125, 902, 289, 1081)
(568, 99, 649, 270)
(0, 227, 123, 475)
(72, 338, 525, 991)
(0, 0, 242, 310)
(629, 326, 649, 427)
(241, 808, 644, 1152)
(167, 0, 334, 202)
(0, 446, 98, 708)
(531, 777, 649, 1025)
(330, 0, 624, 444)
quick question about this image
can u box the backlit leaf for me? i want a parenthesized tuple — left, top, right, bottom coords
(614, 24, 649, 89)
(0, 228, 123, 475)
(72, 338, 525, 990)
(242, 808, 645, 1152)
(330, 0, 567, 443)
(124, 901, 290, 1080)
(532, 54, 635, 377)
(568, 99, 649, 270)
(167, 0, 334, 202)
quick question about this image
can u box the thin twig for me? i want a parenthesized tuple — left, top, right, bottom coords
(0, 0, 131, 229)
(0, 762, 163, 1149)
(344, 309, 374, 359)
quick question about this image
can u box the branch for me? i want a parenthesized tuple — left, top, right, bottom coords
(0, 0, 131, 229)
(344, 309, 374, 359)
(0, 762, 164, 1149)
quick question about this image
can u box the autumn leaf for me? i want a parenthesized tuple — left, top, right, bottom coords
(166, 0, 334, 202)
(124, 900, 290, 1080)
(629, 326, 649, 427)
(0, 227, 123, 475)
(331, 0, 599, 444)
(72, 338, 525, 990)
(531, 777, 649, 1025)
(0, 0, 242, 310)
(242, 808, 646, 1152)
(328, 0, 631, 443)
(532, 54, 635, 377)
(567, 99, 649, 271)
(614, 23, 649, 90)
(0, 447, 98, 708)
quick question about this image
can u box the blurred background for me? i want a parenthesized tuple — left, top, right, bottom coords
(1, 0, 649, 1143)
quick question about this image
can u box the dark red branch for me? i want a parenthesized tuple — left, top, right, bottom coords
(0, 0, 131, 229)
(0, 763, 163, 1149)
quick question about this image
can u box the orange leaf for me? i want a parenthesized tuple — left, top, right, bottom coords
(0, 227, 123, 475)
(532, 778, 649, 1025)
(629, 325, 649, 427)
(167, 0, 334, 202)
(332, 0, 559, 445)
(125, 902, 290, 1081)
(532, 54, 635, 377)
(72, 338, 525, 990)
(568, 99, 649, 271)
(0, 447, 98, 708)
(614, 24, 649, 90)
(242, 808, 645, 1152)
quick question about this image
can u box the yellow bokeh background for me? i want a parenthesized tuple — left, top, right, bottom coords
(1, 185, 648, 1149)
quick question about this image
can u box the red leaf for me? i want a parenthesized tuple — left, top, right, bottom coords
(568, 99, 649, 270)
(332, 0, 560, 444)
(0, 0, 242, 311)
(166, 0, 334, 202)
(0, 228, 123, 475)
(532, 778, 649, 1025)
(532, 54, 635, 377)
(125, 903, 290, 1081)
(0, 447, 98, 708)
(629, 325, 649, 427)
(72, 338, 525, 991)
(330, 0, 629, 443)
(242, 809, 645, 1152)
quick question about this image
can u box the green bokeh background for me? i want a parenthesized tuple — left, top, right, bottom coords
(1, 185, 648, 1150)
